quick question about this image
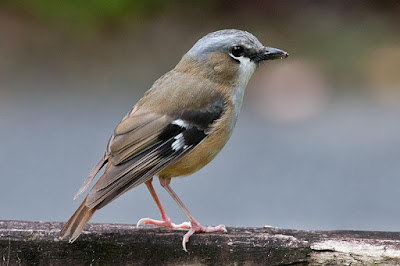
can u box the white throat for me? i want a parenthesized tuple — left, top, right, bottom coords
(229, 56, 256, 128)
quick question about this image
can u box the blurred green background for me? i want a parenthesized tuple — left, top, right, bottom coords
(1, 0, 400, 231)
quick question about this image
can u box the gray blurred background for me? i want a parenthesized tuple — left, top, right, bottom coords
(1, 0, 400, 231)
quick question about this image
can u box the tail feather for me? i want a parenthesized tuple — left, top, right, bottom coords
(60, 196, 96, 242)
(74, 155, 108, 200)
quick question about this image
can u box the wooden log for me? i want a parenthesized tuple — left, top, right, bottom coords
(1, 220, 400, 265)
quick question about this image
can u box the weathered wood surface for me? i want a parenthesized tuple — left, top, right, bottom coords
(1, 220, 400, 265)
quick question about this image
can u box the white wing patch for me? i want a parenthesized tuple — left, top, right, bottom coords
(171, 133, 188, 151)
(172, 119, 190, 129)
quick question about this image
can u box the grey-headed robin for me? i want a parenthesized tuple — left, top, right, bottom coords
(60, 29, 288, 251)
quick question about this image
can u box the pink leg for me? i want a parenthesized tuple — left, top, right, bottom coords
(137, 179, 191, 229)
(159, 177, 227, 252)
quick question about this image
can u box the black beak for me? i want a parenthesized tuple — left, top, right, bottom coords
(254, 47, 289, 63)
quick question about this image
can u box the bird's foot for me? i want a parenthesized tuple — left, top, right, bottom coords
(182, 220, 227, 252)
(136, 216, 191, 230)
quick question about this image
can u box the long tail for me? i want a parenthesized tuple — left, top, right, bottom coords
(60, 196, 96, 243)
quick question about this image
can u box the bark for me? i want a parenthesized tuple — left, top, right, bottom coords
(1, 220, 400, 265)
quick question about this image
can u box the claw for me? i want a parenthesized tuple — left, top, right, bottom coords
(136, 218, 147, 228)
(221, 225, 228, 233)
(182, 231, 191, 252)
(181, 222, 227, 252)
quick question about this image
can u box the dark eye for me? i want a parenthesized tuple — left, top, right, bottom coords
(231, 46, 244, 57)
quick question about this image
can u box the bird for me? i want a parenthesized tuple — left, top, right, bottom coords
(60, 29, 288, 251)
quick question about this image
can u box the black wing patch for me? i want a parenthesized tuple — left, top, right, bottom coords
(177, 95, 224, 129)
(160, 94, 224, 153)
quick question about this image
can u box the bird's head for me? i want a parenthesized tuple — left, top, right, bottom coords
(178, 29, 288, 86)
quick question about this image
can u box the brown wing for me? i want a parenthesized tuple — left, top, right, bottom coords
(73, 69, 225, 210)
(72, 112, 166, 200)
(85, 96, 224, 210)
